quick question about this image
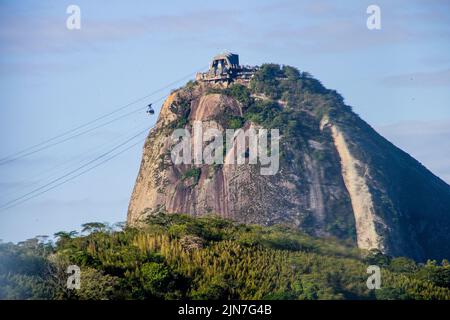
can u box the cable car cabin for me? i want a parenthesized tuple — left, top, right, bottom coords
(146, 104, 154, 115)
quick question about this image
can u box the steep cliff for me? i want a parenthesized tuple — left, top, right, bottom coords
(128, 64, 450, 261)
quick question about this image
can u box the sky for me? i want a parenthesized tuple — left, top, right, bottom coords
(0, 0, 449, 243)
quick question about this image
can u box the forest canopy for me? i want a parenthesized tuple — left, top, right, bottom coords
(1, 213, 449, 300)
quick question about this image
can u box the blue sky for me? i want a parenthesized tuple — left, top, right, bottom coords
(0, 0, 449, 242)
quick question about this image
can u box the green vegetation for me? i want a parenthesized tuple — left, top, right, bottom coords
(206, 84, 252, 108)
(205, 64, 344, 139)
(181, 65, 346, 148)
(227, 116, 245, 130)
(169, 98, 191, 129)
(224, 83, 253, 108)
(181, 167, 201, 185)
(243, 99, 282, 129)
(247, 64, 346, 130)
(1, 214, 449, 300)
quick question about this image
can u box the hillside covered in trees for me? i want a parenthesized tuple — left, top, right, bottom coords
(1, 214, 449, 300)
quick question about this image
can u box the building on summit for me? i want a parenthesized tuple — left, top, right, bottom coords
(196, 52, 257, 83)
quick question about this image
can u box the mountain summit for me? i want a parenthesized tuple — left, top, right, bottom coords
(128, 54, 450, 261)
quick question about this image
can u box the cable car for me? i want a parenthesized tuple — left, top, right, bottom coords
(146, 103, 155, 115)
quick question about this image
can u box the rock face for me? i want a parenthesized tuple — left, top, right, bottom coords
(128, 65, 450, 261)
